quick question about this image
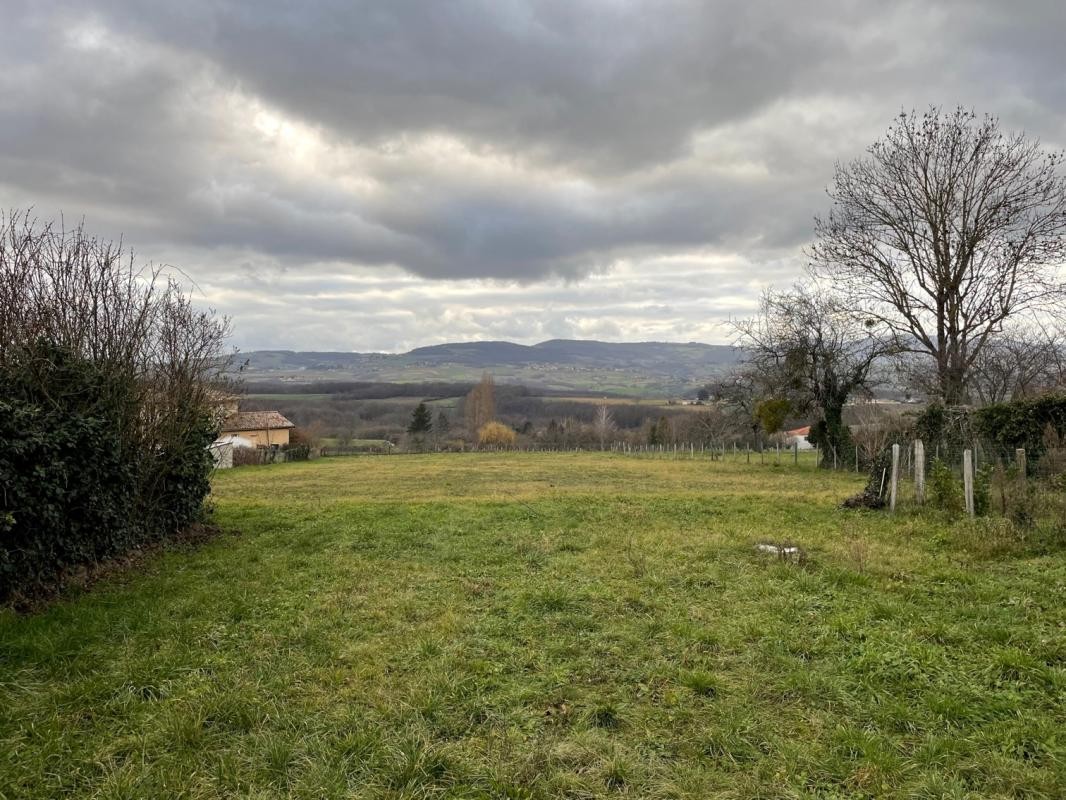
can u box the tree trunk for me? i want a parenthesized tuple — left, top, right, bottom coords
(938, 358, 967, 406)
(811, 401, 852, 469)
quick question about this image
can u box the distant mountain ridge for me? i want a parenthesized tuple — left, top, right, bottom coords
(404, 339, 738, 366)
(238, 339, 742, 395)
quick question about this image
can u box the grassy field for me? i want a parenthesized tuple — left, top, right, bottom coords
(2, 454, 1064, 798)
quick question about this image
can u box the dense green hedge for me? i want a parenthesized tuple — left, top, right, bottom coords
(914, 395, 1066, 471)
(0, 344, 215, 602)
(973, 394, 1066, 466)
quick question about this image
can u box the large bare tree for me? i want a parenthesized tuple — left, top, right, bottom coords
(810, 108, 1066, 405)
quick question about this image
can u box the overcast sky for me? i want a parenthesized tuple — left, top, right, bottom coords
(3, 1, 1065, 352)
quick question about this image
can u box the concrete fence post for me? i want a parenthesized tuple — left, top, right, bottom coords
(963, 449, 975, 517)
(914, 439, 925, 505)
(890, 443, 900, 513)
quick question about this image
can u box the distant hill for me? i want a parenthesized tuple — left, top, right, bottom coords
(237, 339, 741, 396)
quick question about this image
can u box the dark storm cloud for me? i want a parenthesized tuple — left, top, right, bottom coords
(1, 0, 1065, 347)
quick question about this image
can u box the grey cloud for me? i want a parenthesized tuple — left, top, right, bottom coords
(87, 0, 861, 171)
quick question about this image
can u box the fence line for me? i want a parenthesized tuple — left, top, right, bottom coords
(316, 439, 833, 468)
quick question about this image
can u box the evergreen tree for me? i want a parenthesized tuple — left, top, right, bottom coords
(435, 411, 451, 439)
(408, 402, 433, 435)
(648, 416, 670, 446)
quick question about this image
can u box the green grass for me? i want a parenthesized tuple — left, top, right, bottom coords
(2, 453, 1065, 798)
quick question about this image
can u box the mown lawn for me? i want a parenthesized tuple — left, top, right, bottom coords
(2, 453, 1064, 798)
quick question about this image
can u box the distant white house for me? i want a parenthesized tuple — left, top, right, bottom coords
(784, 425, 814, 450)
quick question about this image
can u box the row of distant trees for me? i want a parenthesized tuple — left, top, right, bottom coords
(406, 374, 517, 450)
(402, 394, 762, 452)
(720, 107, 1066, 466)
(406, 372, 633, 450)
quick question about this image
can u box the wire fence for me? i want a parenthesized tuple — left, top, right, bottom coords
(317, 439, 830, 467)
(853, 436, 1066, 524)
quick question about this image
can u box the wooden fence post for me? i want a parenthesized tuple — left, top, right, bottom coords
(890, 443, 900, 513)
(963, 449, 975, 517)
(793, 440, 798, 465)
(1015, 448, 1027, 480)
(914, 439, 925, 505)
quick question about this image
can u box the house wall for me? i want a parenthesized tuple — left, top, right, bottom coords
(228, 427, 291, 447)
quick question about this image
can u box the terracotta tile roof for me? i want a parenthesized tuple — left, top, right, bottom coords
(220, 410, 295, 432)
(785, 426, 811, 436)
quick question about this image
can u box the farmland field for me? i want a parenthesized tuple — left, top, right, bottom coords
(2, 454, 1065, 798)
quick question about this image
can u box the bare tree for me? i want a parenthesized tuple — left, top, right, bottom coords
(733, 284, 892, 466)
(593, 402, 615, 450)
(849, 400, 908, 466)
(676, 406, 735, 446)
(810, 108, 1066, 405)
(706, 365, 764, 442)
(0, 210, 232, 463)
(970, 320, 1065, 405)
(463, 372, 495, 436)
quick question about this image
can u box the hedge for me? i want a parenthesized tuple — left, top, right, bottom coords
(0, 343, 216, 602)
(973, 394, 1066, 467)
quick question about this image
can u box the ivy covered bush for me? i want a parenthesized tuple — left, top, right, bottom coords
(0, 212, 229, 603)
(927, 458, 964, 516)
